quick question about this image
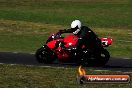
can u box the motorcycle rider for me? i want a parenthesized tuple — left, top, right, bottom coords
(59, 20, 102, 53)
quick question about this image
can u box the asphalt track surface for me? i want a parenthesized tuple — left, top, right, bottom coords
(0, 52, 132, 72)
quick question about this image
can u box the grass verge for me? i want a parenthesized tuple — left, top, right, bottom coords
(0, 64, 132, 88)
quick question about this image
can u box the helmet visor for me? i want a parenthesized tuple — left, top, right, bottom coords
(71, 26, 79, 32)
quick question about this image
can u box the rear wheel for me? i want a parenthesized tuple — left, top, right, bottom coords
(87, 49, 110, 66)
(100, 49, 110, 64)
(35, 46, 56, 63)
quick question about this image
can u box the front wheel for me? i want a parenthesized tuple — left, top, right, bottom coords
(35, 46, 56, 64)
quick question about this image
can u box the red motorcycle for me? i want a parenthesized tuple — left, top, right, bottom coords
(35, 31, 112, 66)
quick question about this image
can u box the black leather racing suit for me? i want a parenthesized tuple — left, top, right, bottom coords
(59, 26, 102, 54)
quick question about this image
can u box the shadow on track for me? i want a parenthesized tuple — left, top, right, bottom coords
(0, 52, 132, 72)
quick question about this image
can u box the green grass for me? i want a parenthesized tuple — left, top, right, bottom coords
(0, 64, 132, 88)
(0, 20, 64, 52)
(0, 0, 132, 28)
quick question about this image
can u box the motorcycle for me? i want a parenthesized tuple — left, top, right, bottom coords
(35, 31, 112, 66)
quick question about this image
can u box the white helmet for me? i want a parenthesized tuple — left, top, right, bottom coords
(71, 20, 82, 34)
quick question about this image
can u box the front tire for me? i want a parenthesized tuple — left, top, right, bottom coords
(35, 46, 56, 64)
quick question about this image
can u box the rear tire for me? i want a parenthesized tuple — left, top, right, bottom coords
(87, 49, 110, 66)
(35, 46, 56, 64)
(99, 49, 110, 66)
